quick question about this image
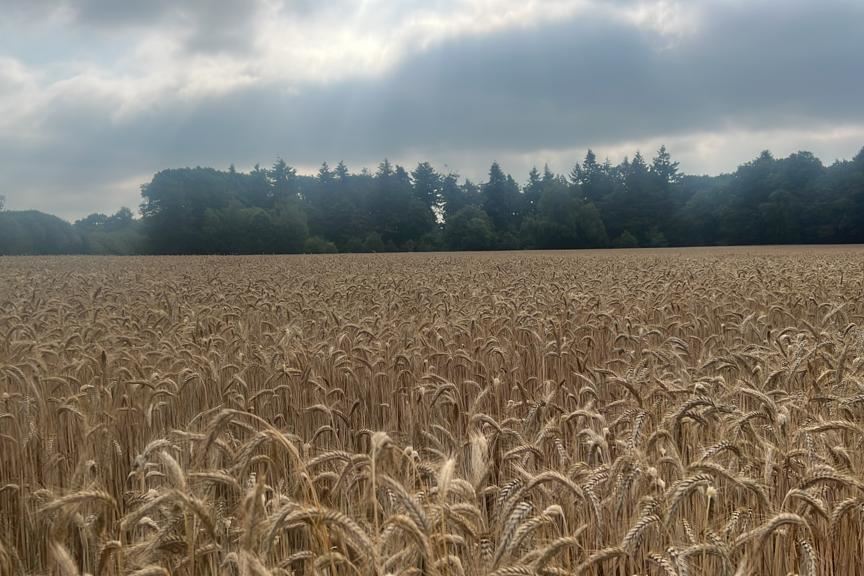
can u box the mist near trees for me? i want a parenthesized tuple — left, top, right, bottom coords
(1, 146, 863, 255)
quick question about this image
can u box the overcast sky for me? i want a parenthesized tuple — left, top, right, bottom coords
(2, 0, 863, 219)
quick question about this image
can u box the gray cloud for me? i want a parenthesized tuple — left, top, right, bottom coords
(112, 0, 863, 162)
(345, 1, 864, 154)
(1, 0, 256, 26)
(1, 0, 863, 218)
(1, 0, 272, 56)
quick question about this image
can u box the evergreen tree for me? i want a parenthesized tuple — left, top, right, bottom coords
(318, 161, 334, 185)
(651, 145, 681, 184)
(525, 166, 543, 213)
(482, 162, 524, 245)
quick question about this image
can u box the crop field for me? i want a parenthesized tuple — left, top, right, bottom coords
(2, 248, 864, 576)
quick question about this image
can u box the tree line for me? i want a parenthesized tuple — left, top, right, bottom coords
(1, 145, 863, 255)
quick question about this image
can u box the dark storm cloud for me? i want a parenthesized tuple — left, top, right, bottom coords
(2, 0, 863, 218)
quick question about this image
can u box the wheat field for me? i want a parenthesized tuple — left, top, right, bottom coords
(1, 248, 864, 576)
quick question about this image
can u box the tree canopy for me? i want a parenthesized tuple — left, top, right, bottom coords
(2, 146, 863, 255)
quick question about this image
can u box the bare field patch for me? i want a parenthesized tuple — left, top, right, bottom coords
(2, 248, 864, 575)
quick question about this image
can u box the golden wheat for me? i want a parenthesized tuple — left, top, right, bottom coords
(1, 246, 864, 575)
